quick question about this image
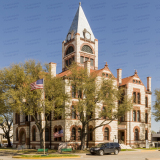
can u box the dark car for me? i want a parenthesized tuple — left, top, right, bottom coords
(90, 142, 121, 156)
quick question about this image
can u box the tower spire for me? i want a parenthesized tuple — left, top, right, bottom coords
(65, 3, 95, 42)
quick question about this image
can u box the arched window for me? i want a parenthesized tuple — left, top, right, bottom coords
(133, 110, 136, 121)
(45, 128, 49, 141)
(137, 93, 140, 104)
(66, 46, 74, 55)
(16, 128, 19, 141)
(32, 128, 36, 141)
(135, 129, 139, 140)
(137, 111, 140, 122)
(89, 128, 93, 141)
(81, 45, 93, 54)
(78, 128, 81, 141)
(72, 128, 76, 140)
(104, 127, 109, 140)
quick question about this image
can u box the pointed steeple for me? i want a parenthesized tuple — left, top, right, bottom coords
(66, 2, 95, 42)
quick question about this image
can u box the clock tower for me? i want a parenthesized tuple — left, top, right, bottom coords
(62, 2, 98, 71)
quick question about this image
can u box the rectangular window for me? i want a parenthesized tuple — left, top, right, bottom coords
(78, 90, 82, 98)
(137, 93, 140, 104)
(137, 111, 140, 122)
(72, 106, 76, 119)
(85, 57, 89, 62)
(145, 97, 148, 107)
(145, 113, 148, 123)
(80, 56, 84, 64)
(133, 110, 136, 121)
(90, 59, 94, 66)
(72, 85, 76, 98)
(133, 92, 136, 103)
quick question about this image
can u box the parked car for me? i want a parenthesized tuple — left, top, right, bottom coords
(90, 142, 121, 156)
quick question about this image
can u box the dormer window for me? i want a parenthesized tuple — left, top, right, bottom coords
(81, 45, 93, 54)
(66, 46, 74, 56)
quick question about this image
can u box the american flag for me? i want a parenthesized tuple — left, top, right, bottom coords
(53, 129, 63, 138)
(30, 79, 44, 91)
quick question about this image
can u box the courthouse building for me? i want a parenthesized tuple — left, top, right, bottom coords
(13, 3, 151, 149)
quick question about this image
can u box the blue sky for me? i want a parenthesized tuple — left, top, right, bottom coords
(0, 0, 160, 132)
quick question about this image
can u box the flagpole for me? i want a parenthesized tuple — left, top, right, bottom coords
(43, 78, 45, 155)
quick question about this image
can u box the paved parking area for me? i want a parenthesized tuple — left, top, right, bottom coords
(0, 150, 159, 160)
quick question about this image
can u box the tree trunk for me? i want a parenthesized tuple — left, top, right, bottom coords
(40, 130, 44, 148)
(6, 133, 11, 147)
(81, 133, 86, 150)
(80, 126, 86, 150)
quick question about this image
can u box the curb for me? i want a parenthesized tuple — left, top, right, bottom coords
(12, 156, 81, 159)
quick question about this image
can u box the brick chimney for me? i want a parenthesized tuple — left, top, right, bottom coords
(84, 60, 90, 76)
(147, 77, 151, 91)
(117, 68, 122, 85)
(49, 62, 57, 77)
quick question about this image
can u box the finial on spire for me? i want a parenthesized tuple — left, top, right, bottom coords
(79, 2, 81, 6)
(134, 69, 137, 75)
(105, 62, 108, 67)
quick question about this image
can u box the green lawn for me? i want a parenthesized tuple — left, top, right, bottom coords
(121, 149, 136, 151)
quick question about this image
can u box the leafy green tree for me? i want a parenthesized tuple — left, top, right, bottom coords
(0, 60, 69, 148)
(66, 63, 132, 150)
(153, 89, 160, 122)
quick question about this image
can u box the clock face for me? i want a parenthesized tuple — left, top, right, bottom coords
(85, 32, 90, 39)
(67, 34, 71, 41)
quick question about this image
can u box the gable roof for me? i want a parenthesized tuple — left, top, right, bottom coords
(120, 71, 147, 91)
(65, 3, 95, 42)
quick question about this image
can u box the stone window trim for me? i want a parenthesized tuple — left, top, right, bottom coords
(65, 56, 75, 67)
(19, 128, 26, 145)
(102, 125, 111, 141)
(132, 91, 141, 104)
(65, 44, 75, 56)
(80, 43, 95, 55)
(80, 55, 95, 66)
(132, 109, 141, 122)
(53, 125, 63, 142)
(133, 126, 140, 141)
(71, 86, 83, 99)
(70, 125, 82, 142)
(32, 125, 37, 141)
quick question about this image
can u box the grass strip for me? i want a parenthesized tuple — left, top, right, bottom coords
(17, 154, 80, 158)
(121, 149, 136, 151)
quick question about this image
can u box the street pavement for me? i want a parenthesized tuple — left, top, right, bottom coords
(0, 150, 160, 160)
